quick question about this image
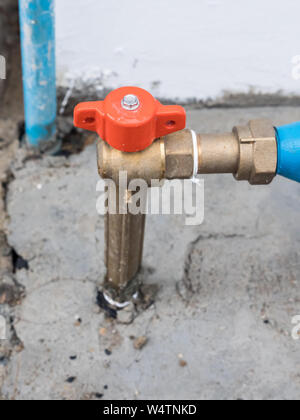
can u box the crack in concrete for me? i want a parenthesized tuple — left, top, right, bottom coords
(0, 131, 25, 399)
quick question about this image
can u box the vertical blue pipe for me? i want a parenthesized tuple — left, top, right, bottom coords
(19, 0, 57, 149)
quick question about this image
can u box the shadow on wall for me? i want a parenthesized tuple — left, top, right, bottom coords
(58, 85, 300, 117)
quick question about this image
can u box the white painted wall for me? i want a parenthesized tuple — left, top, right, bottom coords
(56, 0, 300, 101)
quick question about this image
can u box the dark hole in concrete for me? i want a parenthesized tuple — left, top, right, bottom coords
(17, 120, 94, 158)
(66, 377, 76, 383)
(96, 290, 117, 319)
(17, 120, 25, 144)
(55, 124, 96, 158)
(55, 127, 84, 157)
(11, 248, 29, 273)
(0, 356, 9, 366)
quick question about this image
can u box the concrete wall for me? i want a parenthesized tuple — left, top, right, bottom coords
(56, 0, 299, 102)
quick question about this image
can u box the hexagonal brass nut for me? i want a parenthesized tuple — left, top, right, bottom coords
(165, 129, 194, 179)
(234, 119, 277, 185)
(249, 119, 278, 185)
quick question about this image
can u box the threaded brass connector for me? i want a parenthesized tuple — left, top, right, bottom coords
(233, 119, 277, 185)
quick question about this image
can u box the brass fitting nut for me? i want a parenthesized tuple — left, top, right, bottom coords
(233, 119, 277, 185)
(165, 129, 194, 179)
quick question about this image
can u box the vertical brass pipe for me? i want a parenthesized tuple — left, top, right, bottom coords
(104, 186, 147, 302)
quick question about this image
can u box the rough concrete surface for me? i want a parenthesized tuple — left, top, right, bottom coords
(0, 113, 25, 397)
(1, 107, 300, 400)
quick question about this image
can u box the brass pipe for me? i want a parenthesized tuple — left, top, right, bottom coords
(104, 186, 146, 302)
(198, 133, 239, 174)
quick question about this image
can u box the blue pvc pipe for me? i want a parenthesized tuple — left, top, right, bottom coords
(275, 122, 300, 183)
(19, 0, 56, 148)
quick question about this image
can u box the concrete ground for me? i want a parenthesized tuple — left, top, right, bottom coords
(1, 107, 300, 400)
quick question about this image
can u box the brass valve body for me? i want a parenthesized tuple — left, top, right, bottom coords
(97, 119, 278, 300)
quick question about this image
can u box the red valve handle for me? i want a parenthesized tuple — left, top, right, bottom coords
(73, 86, 186, 152)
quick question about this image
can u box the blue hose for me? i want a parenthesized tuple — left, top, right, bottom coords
(19, 0, 57, 149)
(276, 122, 300, 183)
